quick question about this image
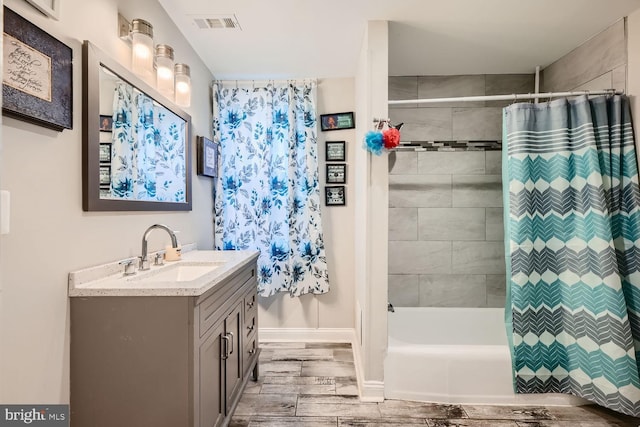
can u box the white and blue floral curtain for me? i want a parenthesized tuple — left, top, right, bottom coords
(110, 83, 187, 202)
(213, 82, 329, 297)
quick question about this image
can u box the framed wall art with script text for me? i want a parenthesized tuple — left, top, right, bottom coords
(2, 7, 72, 131)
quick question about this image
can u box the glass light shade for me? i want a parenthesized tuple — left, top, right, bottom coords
(130, 19, 154, 85)
(174, 63, 191, 108)
(155, 44, 175, 99)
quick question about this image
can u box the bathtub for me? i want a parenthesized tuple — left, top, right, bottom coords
(384, 307, 588, 406)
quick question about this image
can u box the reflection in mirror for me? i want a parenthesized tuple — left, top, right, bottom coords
(83, 40, 192, 211)
(99, 66, 187, 202)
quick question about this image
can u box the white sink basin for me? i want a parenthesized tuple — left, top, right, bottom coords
(130, 262, 224, 283)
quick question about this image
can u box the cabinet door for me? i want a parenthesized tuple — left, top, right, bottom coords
(224, 302, 243, 413)
(199, 320, 225, 427)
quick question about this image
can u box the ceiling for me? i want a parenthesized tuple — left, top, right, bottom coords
(158, 0, 640, 79)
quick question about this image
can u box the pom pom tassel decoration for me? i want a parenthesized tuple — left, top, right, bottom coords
(383, 128, 400, 149)
(364, 130, 384, 156)
(363, 120, 403, 155)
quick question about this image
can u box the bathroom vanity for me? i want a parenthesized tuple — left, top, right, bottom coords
(68, 249, 260, 427)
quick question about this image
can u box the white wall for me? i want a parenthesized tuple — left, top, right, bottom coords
(1, 0, 214, 403)
(354, 21, 389, 401)
(258, 78, 355, 330)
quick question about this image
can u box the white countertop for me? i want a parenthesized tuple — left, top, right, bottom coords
(68, 249, 259, 297)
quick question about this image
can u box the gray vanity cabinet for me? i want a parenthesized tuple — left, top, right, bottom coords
(198, 319, 225, 427)
(70, 261, 259, 427)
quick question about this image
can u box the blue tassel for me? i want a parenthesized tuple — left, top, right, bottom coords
(364, 131, 384, 156)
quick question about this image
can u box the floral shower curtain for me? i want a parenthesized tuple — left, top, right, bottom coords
(503, 95, 640, 416)
(213, 82, 329, 297)
(110, 82, 187, 201)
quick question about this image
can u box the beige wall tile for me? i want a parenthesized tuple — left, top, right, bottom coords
(418, 208, 486, 241)
(542, 19, 626, 92)
(452, 107, 502, 141)
(388, 241, 452, 274)
(389, 175, 452, 208)
(452, 241, 506, 275)
(390, 108, 453, 141)
(418, 75, 485, 107)
(452, 175, 503, 208)
(389, 208, 418, 241)
(418, 151, 485, 175)
(419, 274, 487, 307)
(389, 151, 418, 175)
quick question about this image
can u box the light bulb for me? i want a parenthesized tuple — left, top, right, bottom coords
(130, 19, 154, 85)
(174, 63, 191, 108)
(155, 44, 174, 99)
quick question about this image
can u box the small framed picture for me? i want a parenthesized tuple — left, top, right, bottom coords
(326, 141, 346, 162)
(99, 115, 113, 132)
(99, 143, 112, 163)
(99, 165, 111, 186)
(99, 186, 111, 199)
(325, 186, 346, 206)
(326, 164, 346, 184)
(197, 136, 219, 178)
(320, 112, 355, 131)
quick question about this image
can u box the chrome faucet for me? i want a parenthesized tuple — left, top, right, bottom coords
(140, 224, 178, 271)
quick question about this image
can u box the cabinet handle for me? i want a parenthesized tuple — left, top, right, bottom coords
(247, 325, 254, 332)
(221, 335, 230, 360)
(247, 301, 254, 309)
(227, 332, 234, 355)
(248, 348, 255, 355)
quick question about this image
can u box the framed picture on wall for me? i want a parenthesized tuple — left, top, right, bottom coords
(320, 112, 355, 131)
(99, 165, 111, 186)
(326, 164, 346, 184)
(326, 141, 346, 162)
(99, 115, 113, 132)
(2, 7, 72, 131)
(99, 143, 112, 163)
(197, 136, 219, 178)
(325, 186, 346, 206)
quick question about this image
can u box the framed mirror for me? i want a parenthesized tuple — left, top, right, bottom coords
(82, 40, 192, 211)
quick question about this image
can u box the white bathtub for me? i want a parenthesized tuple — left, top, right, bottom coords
(384, 307, 588, 406)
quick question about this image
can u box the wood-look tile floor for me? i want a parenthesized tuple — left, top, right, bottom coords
(230, 342, 640, 427)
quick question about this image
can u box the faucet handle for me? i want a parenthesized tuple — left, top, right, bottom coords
(119, 258, 137, 276)
(139, 257, 150, 271)
(154, 252, 165, 266)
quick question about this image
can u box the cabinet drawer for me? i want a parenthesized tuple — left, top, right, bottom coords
(243, 288, 257, 315)
(244, 313, 256, 340)
(199, 267, 254, 337)
(244, 335, 257, 360)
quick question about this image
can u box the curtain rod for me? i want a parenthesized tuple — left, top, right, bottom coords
(388, 89, 622, 105)
(213, 78, 317, 88)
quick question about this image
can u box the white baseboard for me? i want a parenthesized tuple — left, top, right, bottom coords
(258, 328, 384, 402)
(259, 328, 354, 342)
(360, 381, 385, 402)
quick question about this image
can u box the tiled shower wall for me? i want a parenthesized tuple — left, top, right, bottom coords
(387, 74, 534, 308)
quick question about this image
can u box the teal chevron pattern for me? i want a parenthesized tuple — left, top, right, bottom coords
(504, 95, 640, 417)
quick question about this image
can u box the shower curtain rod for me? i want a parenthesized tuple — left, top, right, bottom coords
(388, 89, 621, 105)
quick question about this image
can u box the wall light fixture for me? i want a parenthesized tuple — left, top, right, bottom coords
(174, 63, 191, 108)
(119, 13, 191, 107)
(155, 44, 175, 99)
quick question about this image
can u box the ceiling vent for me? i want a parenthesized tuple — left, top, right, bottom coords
(192, 15, 241, 30)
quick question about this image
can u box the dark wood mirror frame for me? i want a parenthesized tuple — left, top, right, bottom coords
(82, 40, 193, 211)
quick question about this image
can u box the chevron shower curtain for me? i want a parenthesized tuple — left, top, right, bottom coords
(503, 95, 640, 416)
